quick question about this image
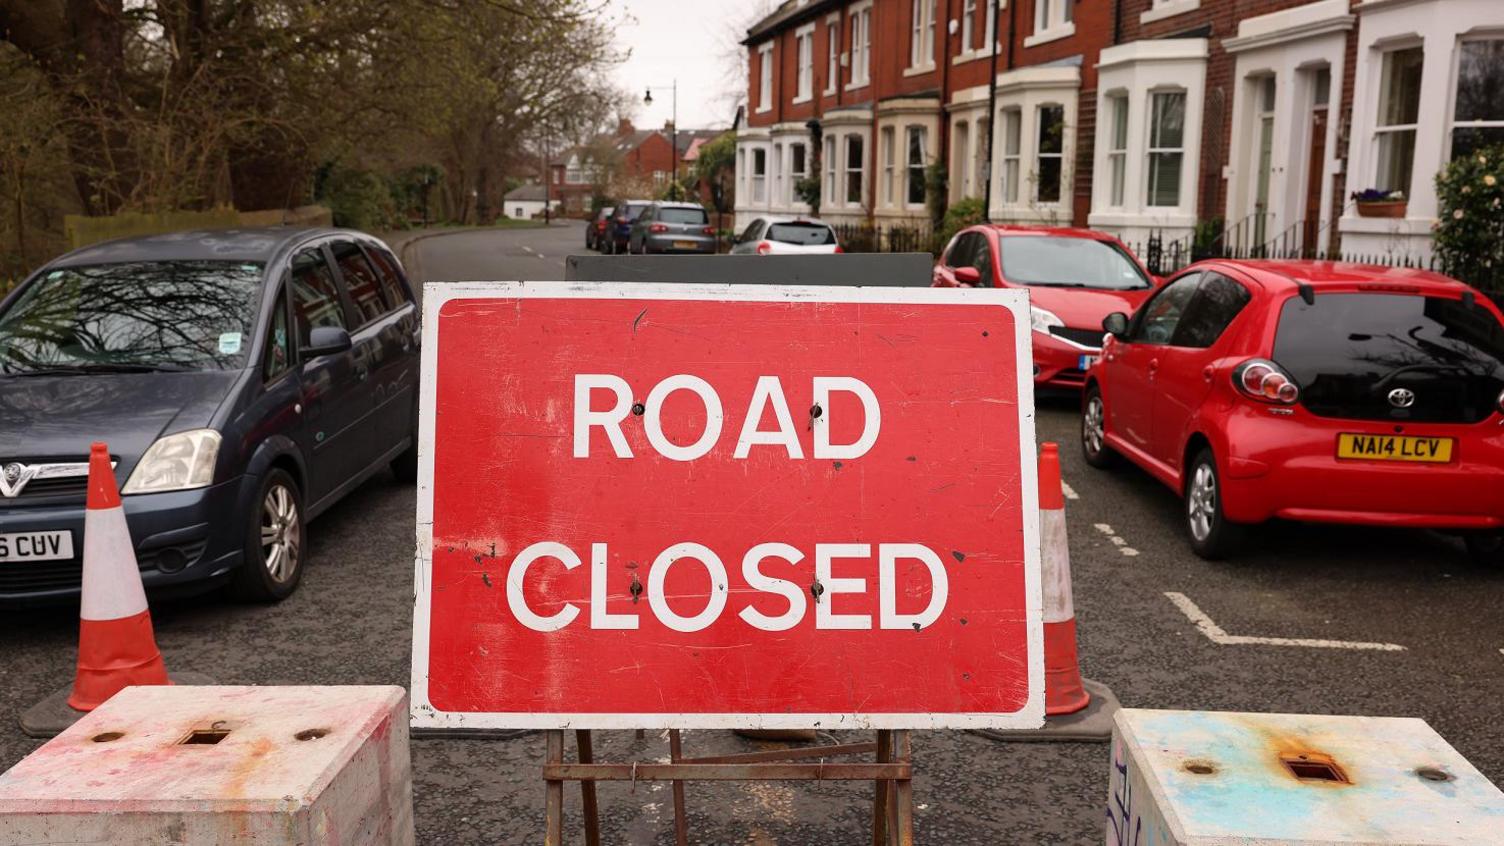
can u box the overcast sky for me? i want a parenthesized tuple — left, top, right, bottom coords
(610, 0, 773, 131)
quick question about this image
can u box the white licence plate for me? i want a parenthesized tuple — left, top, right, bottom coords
(0, 531, 74, 562)
(1079, 354, 1100, 370)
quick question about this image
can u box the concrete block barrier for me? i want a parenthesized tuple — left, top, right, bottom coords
(0, 685, 414, 845)
(1107, 708, 1504, 845)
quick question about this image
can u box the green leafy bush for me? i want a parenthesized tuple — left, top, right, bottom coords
(937, 196, 986, 251)
(318, 166, 399, 232)
(1434, 145, 1504, 293)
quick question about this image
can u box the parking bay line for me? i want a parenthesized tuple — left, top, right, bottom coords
(1092, 522, 1139, 557)
(1061, 481, 1079, 501)
(1164, 591, 1406, 652)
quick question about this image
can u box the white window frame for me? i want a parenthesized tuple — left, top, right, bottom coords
(1000, 107, 1022, 204)
(1107, 94, 1128, 207)
(1025, 0, 1075, 48)
(794, 24, 815, 104)
(974, 115, 990, 198)
(962, 0, 976, 53)
(1145, 89, 1187, 208)
(772, 142, 784, 206)
(905, 125, 929, 208)
(844, 133, 866, 206)
(848, 3, 872, 89)
(907, 0, 936, 73)
(1033, 103, 1066, 205)
(881, 126, 897, 206)
(752, 147, 768, 203)
(825, 14, 840, 95)
(953, 120, 973, 200)
(757, 43, 773, 113)
(1448, 36, 1504, 162)
(1141, 0, 1200, 26)
(823, 136, 836, 199)
(1373, 44, 1423, 196)
(789, 142, 808, 204)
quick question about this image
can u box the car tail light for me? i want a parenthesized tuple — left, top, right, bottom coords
(1497, 387, 1504, 414)
(1233, 358, 1299, 405)
(834, 245, 844, 253)
(649, 223, 668, 233)
(702, 226, 714, 235)
(756, 241, 772, 255)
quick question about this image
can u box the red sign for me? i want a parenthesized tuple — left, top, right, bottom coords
(411, 283, 1042, 730)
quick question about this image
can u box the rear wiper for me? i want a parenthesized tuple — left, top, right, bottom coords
(1373, 362, 1472, 389)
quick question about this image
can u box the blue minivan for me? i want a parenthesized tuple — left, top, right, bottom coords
(0, 228, 420, 605)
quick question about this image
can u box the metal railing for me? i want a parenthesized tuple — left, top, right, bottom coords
(833, 221, 941, 255)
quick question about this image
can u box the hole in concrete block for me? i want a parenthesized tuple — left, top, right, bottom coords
(1416, 766, 1454, 782)
(179, 729, 230, 745)
(1182, 760, 1216, 775)
(295, 728, 329, 741)
(1281, 753, 1349, 784)
(91, 732, 124, 743)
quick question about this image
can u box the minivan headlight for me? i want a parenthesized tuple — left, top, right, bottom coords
(122, 429, 221, 494)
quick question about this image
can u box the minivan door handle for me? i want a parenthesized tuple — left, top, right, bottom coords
(1147, 358, 1159, 382)
(1202, 365, 1215, 382)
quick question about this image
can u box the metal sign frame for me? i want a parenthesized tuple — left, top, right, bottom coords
(411, 280, 1043, 731)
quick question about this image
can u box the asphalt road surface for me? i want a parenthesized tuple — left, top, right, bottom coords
(4, 221, 1502, 844)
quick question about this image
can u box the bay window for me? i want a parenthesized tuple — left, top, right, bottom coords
(1107, 94, 1128, 207)
(752, 148, 767, 203)
(882, 127, 896, 205)
(907, 127, 928, 206)
(823, 136, 836, 199)
(1147, 91, 1186, 207)
(845, 135, 865, 204)
(1001, 108, 1021, 204)
(790, 143, 807, 204)
(1375, 46, 1422, 194)
(1452, 39, 1504, 159)
(1036, 105, 1064, 203)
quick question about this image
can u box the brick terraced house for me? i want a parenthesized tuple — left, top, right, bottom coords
(734, 0, 1504, 263)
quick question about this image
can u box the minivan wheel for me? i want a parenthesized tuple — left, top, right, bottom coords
(1464, 531, 1504, 566)
(230, 469, 305, 602)
(1081, 385, 1118, 469)
(1185, 448, 1243, 560)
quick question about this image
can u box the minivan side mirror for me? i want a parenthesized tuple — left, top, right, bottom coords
(954, 266, 982, 286)
(1102, 312, 1129, 339)
(302, 325, 353, 358)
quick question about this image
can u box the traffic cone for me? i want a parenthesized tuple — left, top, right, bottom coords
(1039, 442, 1091, 716)
(68, 441, 171, 710)
(971, 442, 1120, 743)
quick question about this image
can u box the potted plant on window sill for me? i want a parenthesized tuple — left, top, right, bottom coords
(1352, 188, 1407, 218)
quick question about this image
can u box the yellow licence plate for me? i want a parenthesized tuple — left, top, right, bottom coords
(673, 240, 696, 249)
(1336, 433, 1454, 463)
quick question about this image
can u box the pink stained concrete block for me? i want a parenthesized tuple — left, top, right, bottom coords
(0, 685, 414, 846)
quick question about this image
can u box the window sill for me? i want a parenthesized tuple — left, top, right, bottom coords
(1140, 0, 1200, 25)
(845, 78, 871, 92)
(755, 106, 772, 115)
(1023, 23, 1074, 48)
(823, 86, 837, 97)
(1337, 214, 1436, 236)
(952, 48, 1000, 66)
(903, 63, 937, 78)
(1088, 210, 1197, 229)
(792, 94, 813, 105)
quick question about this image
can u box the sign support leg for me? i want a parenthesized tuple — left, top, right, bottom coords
(668, 729, 690, 846)
(892, 730, 914, 846)
(576, 730, 601, 846)
(545, 730, 565, 846)
(872, 730, 891, 846)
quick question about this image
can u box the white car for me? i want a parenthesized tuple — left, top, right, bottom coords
(730, 216, 843, 255)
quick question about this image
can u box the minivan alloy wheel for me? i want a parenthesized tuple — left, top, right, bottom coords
(1083, 396, 1105, 456)
(260, 483, 301, 583)
(1187, 463, 1217, 543)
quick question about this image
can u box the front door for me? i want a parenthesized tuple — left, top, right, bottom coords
(1253, 77, 1276, 252)
(1301, 71, 1330, 255)
(1104, 273, 1203, 457)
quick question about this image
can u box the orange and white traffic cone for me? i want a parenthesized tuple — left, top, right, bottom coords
(1039, 442, 1092, 717)
(68, 441, 171, 711)
(973, 442, 1120, 743)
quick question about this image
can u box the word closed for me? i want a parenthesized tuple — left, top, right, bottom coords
(413, 282, 1043, 730)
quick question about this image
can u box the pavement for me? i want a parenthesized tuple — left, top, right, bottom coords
(3, 220, 1503, 844)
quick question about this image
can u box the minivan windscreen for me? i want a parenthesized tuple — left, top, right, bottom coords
(1273, 292, 1504, 423)
(659, 208, 708, 224)
(0, 261, 263, 374)
(768, 223, 836, 246)
(998, 236, 1151, 290)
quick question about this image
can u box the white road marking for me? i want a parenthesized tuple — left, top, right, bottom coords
(1092, 522, 1138, 557)
(1061, 481, 1079, 500)
(1164, 591, 1406, 651)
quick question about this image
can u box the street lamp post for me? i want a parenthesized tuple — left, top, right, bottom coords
(644, 81, 678, 199)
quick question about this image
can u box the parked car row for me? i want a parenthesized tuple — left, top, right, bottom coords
(932, 223, 1504, 565)
(586, 200, 716, 255)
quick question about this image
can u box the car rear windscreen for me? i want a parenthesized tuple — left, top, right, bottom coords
(623, 204, 648, 220)
(768, 223, 836, 246)
(1273, 292, 1504, 423)
(659, 208, 708, 224)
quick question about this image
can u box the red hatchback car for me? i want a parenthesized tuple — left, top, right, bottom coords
(1082, 260, 1504, 561)
(934, 225, 1158, 389)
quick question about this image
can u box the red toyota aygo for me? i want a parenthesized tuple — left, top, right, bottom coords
(934, 225, 1158, 389)
(1083, 260, 1504, 562)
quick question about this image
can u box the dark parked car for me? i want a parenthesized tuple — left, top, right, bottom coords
(0, 228, 421, 606)
(627, 202, 716, 254)
(585, 206, 614, 251)
(602, 200, 650, 254)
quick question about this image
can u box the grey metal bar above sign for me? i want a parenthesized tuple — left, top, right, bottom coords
(564, 254, 935, 287)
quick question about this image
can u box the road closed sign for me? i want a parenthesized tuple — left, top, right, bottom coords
(411, 282, 1042, 730)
